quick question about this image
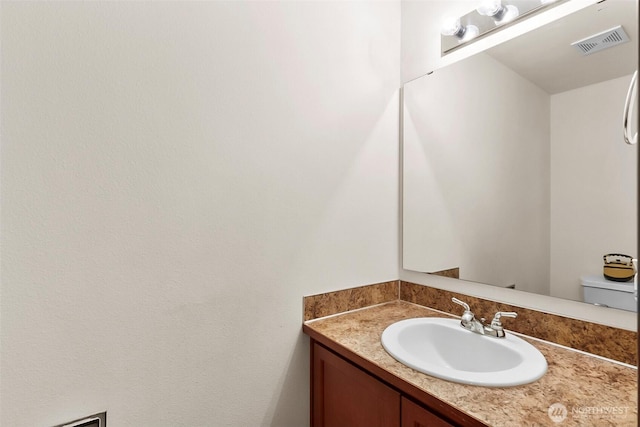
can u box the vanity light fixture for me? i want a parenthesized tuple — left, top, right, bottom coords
(440, 0, 568, 55)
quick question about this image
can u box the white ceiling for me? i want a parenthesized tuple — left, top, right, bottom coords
(486, 0, 638, 94)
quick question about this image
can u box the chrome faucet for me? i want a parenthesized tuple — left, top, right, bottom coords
(451, 297, 517, 338)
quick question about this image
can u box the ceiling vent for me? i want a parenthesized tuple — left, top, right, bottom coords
(571, 25, 630, 56)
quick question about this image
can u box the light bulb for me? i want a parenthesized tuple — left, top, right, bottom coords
(476, 0, 519, 24)
(476, 0, 503, 17)
(460, 25, 479, 42)
(498, 4, 519, 23)
(441, 16, 463, 36)
(441, 17, 479, 43)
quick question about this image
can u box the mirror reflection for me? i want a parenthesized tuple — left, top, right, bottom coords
(402, 0, 638, 309)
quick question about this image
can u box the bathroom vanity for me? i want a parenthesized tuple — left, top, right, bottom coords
(311, 340, 461, 427)
(303, 300, 638, 426)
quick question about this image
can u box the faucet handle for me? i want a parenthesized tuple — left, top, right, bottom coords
(490, 311, 517, 328)
(451, 297, 470, 311)
(452, 298, 476, 325)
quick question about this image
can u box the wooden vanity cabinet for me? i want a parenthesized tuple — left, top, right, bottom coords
(311, 341, 457, 427)
(401, 397, 455, 427)
(312, 342, 400, 427)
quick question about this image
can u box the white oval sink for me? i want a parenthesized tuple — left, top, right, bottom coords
(381, 317, 547, 387)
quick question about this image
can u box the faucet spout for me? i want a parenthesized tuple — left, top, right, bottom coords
(451, 298, 517, 338)
(468, 317, 487, 334)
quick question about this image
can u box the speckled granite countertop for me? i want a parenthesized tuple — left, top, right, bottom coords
(303, 301, 638, 426)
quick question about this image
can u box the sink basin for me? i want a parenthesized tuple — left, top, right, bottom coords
(381, 317, 547, 387)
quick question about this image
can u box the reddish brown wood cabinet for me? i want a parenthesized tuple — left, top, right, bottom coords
(402, 397, 455, 427)
(313, 343, 400, 427)
(311, 342, 456, 427)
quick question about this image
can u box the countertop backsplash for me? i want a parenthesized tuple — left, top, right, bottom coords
(304, 280, 637, 365)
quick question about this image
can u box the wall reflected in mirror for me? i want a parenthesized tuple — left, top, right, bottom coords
(403, 0, 638, 307)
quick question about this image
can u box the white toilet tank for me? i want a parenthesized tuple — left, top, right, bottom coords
(581, 275, 637, 312)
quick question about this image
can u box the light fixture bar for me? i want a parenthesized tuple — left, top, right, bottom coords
(441, 0, 568, 55)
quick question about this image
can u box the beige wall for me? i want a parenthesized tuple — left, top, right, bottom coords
(550, 74, 638, 300)
(0, 2, 400, 426)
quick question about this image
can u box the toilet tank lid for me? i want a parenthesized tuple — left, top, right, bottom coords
(581, 275, 635, 293)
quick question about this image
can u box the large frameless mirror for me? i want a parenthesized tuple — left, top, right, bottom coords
(403, 0, 638, 309)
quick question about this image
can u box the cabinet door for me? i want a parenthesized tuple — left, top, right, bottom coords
(402, 397, 455, 427)
(313, 343, 401, 427)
